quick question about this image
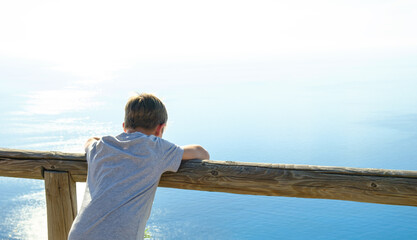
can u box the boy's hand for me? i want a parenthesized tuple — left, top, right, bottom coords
(181, 144, 210, 160)
(84, 137, 101, 153)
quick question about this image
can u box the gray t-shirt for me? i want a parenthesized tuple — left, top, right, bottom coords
(68, 132, 184, 240)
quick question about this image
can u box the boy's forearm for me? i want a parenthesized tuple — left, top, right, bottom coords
(181, 144, 210, 160)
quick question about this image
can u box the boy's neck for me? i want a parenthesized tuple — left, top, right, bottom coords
(126, 128, 153, 136)
(124, 125, 164, 138)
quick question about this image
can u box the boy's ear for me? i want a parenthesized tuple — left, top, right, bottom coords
(122, 122, 126, 132)
(155, 123, 166, 137)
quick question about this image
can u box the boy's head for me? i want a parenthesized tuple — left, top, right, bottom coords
(123, 93, 168, 136)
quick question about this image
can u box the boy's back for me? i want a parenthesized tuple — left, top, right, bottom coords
(68, 93, 209, 240)
(68, 131, 183, 239)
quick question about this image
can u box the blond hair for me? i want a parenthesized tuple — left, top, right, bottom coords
(124, 93, 168, 130)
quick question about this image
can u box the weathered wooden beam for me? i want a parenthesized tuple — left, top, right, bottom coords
(0, 148, 85, 160)
(160, 160, 417, 206)
(1, 148, 417, 206)
(44, 171, 77, 240)
(0, 148, 87, 181)
(0, 158, 87, 181)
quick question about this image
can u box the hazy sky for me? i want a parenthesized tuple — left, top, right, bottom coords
(1, 0, 417, 118)
(1, 0, 416, 80)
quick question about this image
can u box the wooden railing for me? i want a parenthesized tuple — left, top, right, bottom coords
(1, 147, 417, 239)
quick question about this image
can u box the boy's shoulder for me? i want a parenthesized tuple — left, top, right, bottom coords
(100, 132, 155, 143)
(98, 132, 176, 152)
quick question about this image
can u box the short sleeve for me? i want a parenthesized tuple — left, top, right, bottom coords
(157, 138, 184, 173)
(86, 140, 99, 164)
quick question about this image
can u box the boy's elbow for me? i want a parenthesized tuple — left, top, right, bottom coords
(182, 144, 210, 160)
(197, 145, 210, 160)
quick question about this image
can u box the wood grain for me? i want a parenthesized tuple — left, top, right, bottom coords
(44, 171, 77, 240)
(159, 160, 417, 206)
(1, 148, 417, 206)
(0, 147, 85, 160)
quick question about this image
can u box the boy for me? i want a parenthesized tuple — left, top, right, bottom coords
(68, 93, 209, 240)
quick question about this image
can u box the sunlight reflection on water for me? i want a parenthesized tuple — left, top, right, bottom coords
(14, 89, 102, 116)
(1, 182, 46, 240)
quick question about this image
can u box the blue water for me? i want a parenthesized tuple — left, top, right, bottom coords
(1, 54, 417, 239)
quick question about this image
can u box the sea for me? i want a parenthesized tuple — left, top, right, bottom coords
(1, 53, 417, 239)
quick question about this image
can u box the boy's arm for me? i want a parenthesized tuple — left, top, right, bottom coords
(84, 137, 100, 152)
(181, 144, 210, 160)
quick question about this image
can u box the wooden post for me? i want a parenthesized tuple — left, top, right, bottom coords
(44, 170, 77, 240)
